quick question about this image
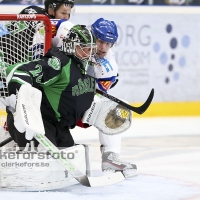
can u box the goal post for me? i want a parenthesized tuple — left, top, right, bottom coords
(0, 14, 52, 130)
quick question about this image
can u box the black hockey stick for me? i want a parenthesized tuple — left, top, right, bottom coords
(0, 136, 13, 147)
(0, 89, 154, 147)
(0, 88, 154, 149)
(96, 88, 154, 115)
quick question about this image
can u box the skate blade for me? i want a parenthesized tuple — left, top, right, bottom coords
(123, 169, 138, 178)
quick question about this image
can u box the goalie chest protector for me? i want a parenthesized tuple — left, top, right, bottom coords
(57, 57, 96, 127)
(39, 49, 96, 128)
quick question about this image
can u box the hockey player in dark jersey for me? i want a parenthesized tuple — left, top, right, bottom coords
(20, 0, 74, 20)
(6, 24, 97, 149)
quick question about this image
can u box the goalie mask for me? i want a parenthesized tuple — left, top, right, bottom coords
(61, 25, 97, 71)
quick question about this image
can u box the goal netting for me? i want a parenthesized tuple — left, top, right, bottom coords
(0, 14, 52, 131)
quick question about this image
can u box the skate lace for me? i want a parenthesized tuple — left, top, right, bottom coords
(112, 152, 130, 165)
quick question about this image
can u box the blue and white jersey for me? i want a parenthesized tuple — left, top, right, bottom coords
(95, 49, 118, 92)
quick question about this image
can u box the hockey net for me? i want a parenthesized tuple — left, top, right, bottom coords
(0, 14, 52, 131)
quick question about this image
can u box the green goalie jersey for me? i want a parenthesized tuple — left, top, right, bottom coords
(6, 47, 95, 128)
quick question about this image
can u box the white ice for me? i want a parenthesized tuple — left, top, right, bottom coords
(1, 112, 200, 200)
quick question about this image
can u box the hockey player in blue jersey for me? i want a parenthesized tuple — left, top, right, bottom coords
(83, 18, 137, 178)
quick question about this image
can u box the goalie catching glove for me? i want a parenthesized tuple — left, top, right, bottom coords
(82, 95, 132, 135)
(13, 84, 45, 140)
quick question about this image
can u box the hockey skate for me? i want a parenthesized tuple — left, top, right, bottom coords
(101, 151, 138, 178)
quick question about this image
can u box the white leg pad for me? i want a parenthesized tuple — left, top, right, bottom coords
(0, 144, 92, 191)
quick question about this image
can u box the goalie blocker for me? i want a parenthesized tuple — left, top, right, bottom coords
(82, 95, 132, 135)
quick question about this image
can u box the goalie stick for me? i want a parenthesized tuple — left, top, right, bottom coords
(78, 63, 154, 114)
(0, 134, 125, 187)
(34, 133, 125, 187)
(96, 88, 154, 115)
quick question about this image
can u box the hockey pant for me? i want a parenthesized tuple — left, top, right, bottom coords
(6, 108, 74, 150)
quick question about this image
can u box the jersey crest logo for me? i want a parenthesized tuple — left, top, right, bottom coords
(72, 77, 95, 96)
(48, 56, 61, 70)
(98, 80, 112, 91)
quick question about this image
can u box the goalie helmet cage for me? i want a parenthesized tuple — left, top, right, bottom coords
(0, 14, 52, 128)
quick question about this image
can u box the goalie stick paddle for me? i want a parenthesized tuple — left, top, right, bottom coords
(96, 88, 154, 115)
(0, 135, 125, 187)
(34, 133, 125, 187)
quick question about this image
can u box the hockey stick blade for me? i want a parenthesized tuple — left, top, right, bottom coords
(96, 88, 154, 115)
(35, 133, 125, 187)
(0, 135, 125, 186)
